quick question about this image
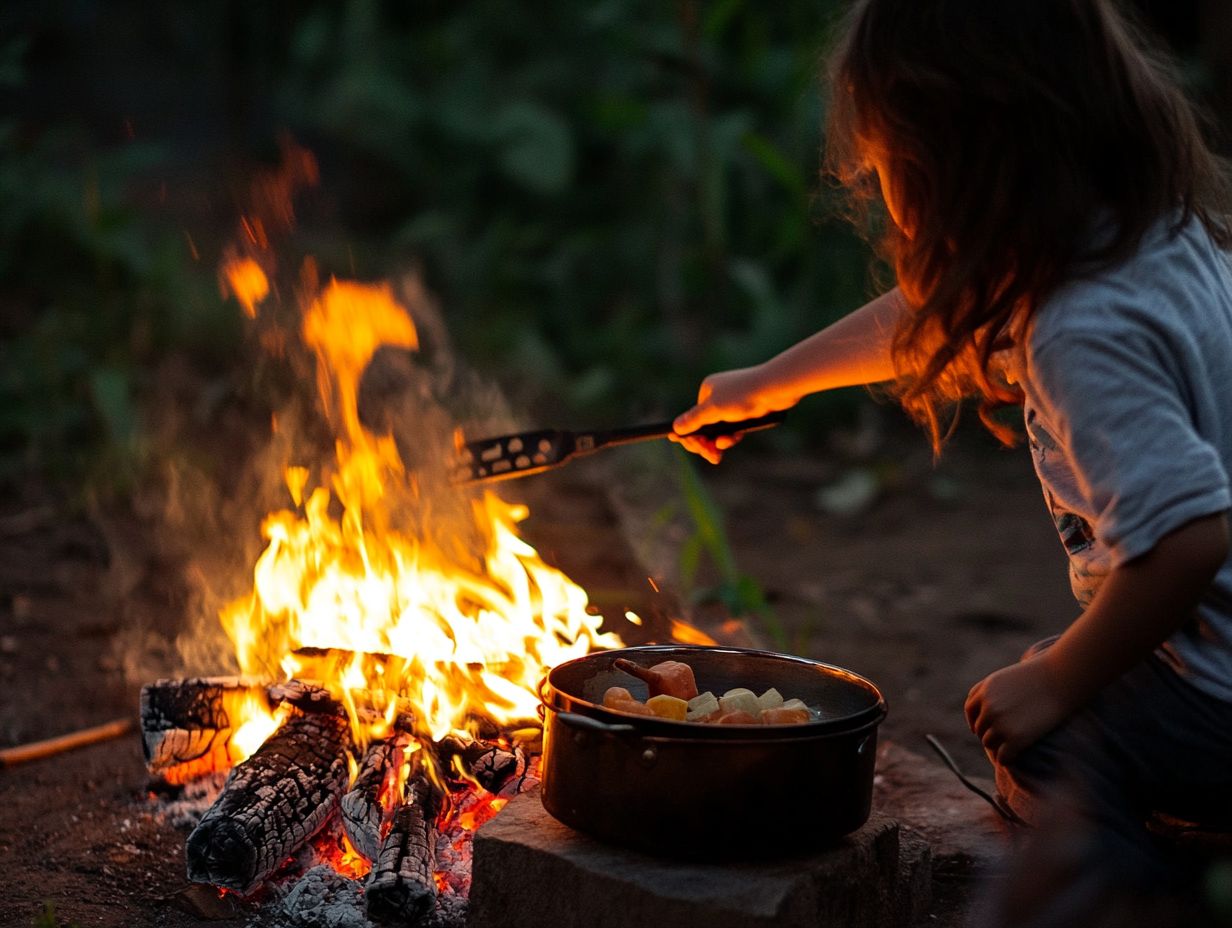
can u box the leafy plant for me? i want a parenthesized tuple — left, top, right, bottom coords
(671, 447, 793, 649)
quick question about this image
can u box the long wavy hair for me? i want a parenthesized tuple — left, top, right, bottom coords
(825, 0, 1232, 450)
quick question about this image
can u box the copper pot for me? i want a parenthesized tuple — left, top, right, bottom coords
(538, 645, 886, 858)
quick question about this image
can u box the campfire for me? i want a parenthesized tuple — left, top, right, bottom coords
(140, 247, 642, 924)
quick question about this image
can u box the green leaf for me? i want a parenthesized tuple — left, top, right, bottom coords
(679, 535, 704, 589)
(494, 102, 575, 195)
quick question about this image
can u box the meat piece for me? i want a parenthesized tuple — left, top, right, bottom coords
(715, 710, 761, 725)
(601, 686, 654, 717)
(612, 659, 698, 700)
(760, 706, 811, 725)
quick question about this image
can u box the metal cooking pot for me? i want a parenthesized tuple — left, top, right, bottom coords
(538, 645, 886, 859)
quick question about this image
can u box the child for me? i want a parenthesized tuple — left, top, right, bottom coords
(673, 0, 1232, 922)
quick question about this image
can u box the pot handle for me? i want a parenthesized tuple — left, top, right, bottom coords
(556, 712, 637, 736)
(536, 675, 549, 721)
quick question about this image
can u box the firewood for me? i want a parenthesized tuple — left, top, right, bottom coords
(268, 678, 417, 730)
(438, 733, 524, 794)
(185, 710, 351, 894)
(365, 772, 441, 924)
(140, 677, 272, 785)
(341, 733, 410, 862)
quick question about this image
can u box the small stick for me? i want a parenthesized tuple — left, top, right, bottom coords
(0, 718, 137, 769)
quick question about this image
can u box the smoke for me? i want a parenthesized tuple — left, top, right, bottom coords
(109, 143, 522, 683)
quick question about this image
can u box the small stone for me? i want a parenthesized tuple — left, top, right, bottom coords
(0, 636, 16, 654)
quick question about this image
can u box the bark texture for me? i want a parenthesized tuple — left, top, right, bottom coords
(365, 773, 441, 924)
(185, 711, 351, 894)
(341, 734, 408, 862)
(140, 677, 270, 785)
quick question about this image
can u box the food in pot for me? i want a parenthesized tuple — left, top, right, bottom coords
(717, 688, 761, 717)
(645, 694, 688, 720)
(601, 685, 654, 716)
(685, 691, 720, 721)
(603, 661, 817, 724)
(611, 658, 698, 700)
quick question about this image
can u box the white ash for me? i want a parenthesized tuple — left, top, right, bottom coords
(151, 771, 228, 828)
(276, 865, 368, 928)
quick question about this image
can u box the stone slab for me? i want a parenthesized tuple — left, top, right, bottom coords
(873, 740, 1011, 878)
(468, 787, 929, 928)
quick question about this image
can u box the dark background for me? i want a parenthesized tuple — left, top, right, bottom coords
(1, 0, 1229, 496)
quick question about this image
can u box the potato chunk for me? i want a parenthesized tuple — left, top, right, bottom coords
(686, 691, 720, 722)
(756, 687, 784, 711)
(718, 688, 761, 717)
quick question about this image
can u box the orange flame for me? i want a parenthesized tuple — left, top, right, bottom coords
(221, 257, 270, 318)
(220, 271, 624, 751)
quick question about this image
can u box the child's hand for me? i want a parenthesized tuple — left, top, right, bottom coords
(672, 366, 792, 464)
(964, 656, 1076, 764)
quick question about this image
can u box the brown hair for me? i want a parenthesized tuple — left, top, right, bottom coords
(825, 0, 1232, 450)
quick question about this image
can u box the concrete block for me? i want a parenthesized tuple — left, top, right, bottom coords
(469, 787, 928, 928)
(873, 740, 1011, 878)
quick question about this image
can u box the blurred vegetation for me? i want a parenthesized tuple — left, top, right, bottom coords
(0, 0, 872, 496)
(1, 0, 1226, 497)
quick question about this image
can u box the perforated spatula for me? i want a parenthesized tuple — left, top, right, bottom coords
(450, 411, 786, 485)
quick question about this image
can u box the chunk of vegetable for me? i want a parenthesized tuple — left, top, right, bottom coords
(686, 691, 720, 722)
(646, 694, 688, 721)
(718, 688, 761, 717)
(761, 706, 811, 725)
(756, 688, 784, 711)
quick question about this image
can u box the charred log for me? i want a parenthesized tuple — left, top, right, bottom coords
(341, 733, 409, 862)
(185, 710, 351, 894)
(438, 734, 525, 794)
(265, 679, 347, 717)
(140, 677, 271, 785)
(365, 773, 441, 924)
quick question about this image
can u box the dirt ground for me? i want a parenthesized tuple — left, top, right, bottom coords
(0, 421, 1080, 928)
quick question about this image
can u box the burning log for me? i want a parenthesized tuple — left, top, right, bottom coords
(439, 734, 526, 795)
(140, 677, 271, 785)
(365, 772, 441, 924)
(185, 710, 351, 894)
(266, 679, 346, 716)
(341, 733, 410, 862)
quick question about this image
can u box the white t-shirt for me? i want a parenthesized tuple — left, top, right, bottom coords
(1020, 214, 1232, 702)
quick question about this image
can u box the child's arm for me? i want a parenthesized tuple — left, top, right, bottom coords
(965, 510, 1230, 763)
(672, 289, 909, 463)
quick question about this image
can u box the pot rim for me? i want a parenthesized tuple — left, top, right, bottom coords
(542, 644, 887, 740)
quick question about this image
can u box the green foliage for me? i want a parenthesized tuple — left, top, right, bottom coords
(0, 112, 225, 490)
(271, 0, 866, 420)
(671, 448, 791, 648)
(4, 1, 873, 492)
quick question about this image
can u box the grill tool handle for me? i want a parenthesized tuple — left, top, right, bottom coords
(578, 409, 788, 456)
